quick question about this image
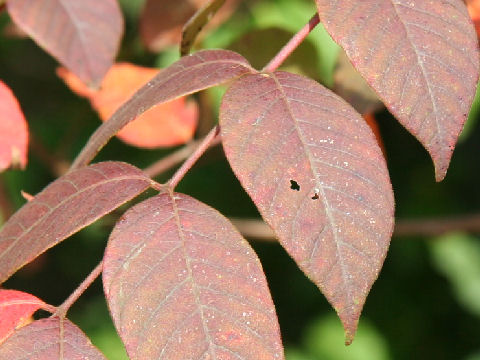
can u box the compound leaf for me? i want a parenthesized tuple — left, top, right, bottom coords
(71, 50, 255, 169)
(0, 289, 46, 344)
(103, 193, 284, 360)
(315, 0, 480, 181)
(220, 71, 394, 343)
(0, 162, 152, 284)
(0, 318, 106, 359)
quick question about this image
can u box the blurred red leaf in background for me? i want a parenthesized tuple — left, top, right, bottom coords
(0, 81, 28, 172)
(0, 289, 45, 344)
(467, 0, 480, 37)
(57, 63, 198, 148)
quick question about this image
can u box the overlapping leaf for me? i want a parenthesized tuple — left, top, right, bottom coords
(0, 318, 106, 359)
(0, 162, 151, 283)
(315, 0, 479, 181)
(0, 289, 46, 344)
(7, 0, 123, 86)
(58, 63, 198, 148)
(103, 193, 284, 360)
(71, 50, 255, 169)
(140, 0, 240, 52)
(220, 71, 394, 343)
(0, 81, 28, 172)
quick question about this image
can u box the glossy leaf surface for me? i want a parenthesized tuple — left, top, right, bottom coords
(0, 81, 28, 172)
(0, 162, 151, 283)
(103, 193, 284, 360)
(58, 63, 198, 148)
(220, 72, 394, 343)
(0, 290, 45, 344)
(7, 0, 123, 86)
(71, 50, 254, 169)
(0, 318, 106, 359)
(315, 0, 479, 180)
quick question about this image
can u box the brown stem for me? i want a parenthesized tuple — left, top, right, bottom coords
(231, 213, 480, 241)
(167, 125, 220, 189)
(262, 13, 321, 73)
(53, 261, 103, 318)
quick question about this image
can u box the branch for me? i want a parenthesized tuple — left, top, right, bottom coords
(53, 260, 103, 318)
(231, 213, 480, 241)
(167, 125, 220, 189)
(262, 13, 320, 73)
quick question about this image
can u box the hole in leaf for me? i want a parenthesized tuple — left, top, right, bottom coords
(311, 192, 319, 200)
(290, 180, 300, 191)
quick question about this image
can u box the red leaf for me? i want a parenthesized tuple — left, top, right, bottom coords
(71, 49, 254, 169)
(57, 63, 199, 148)
(0, 81, 28, 172)
(0, 162, 152, 284)
(315, 0, 480, 181)
(220, 72, 394, 343)
(7, 0, 123, 86)
(0, 289, 46, 344)
(103, 193, 284, 360)
(0, 318, 106, 359)
(140, 0, 239, 52)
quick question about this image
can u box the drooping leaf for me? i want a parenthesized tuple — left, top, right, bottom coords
(103, 193, 284, 360)
(0, 318, 107, 359)
(140, 0, 239, 52)
(315, 0, 480, 181)
(0, 289, 46, 344)
(181, 0, 226, 56)
(57, 63, 198, 148)
(0, 81, 28, 172)
(0, 162, 152, 284)
(220, 71, 394, 343)
(71, 50, 255, 169)
(7, 0, 123, 86)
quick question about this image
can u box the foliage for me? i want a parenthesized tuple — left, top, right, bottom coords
(0, 0, 479, 359)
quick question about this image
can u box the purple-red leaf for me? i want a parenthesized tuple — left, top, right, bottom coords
(71, 50, 255, 169)
(7, 0, 123, 86)
(315, 0, 480, 181)
(0, 289, 46, 344)
(103, 193, 284, 360)
(0, 318, 106, 359)
(0, 162, 151, 284)
(220, 71, 394, 343)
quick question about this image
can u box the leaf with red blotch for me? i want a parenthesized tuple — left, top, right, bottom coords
(103, 193, 284, 360)
(315, 0, 480, 181)
(71, 49, 255, 169)
(220, 71, 394, 344)
(0, 289, 46, 344)
(7, 0, 123, 86)
(140, 0, 240, 52)
(466, 0, 480, 37)
(0, 81, 28, 172)
(0, 162, 152, 284)
(0, 318, 106, 359)
(57, 63, 199, 148)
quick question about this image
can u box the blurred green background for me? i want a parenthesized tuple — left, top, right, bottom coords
(1, 0, 480, 359)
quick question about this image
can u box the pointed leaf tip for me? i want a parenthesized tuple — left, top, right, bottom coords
(316, 0, 480, 180)
(220, 71, 394, 343)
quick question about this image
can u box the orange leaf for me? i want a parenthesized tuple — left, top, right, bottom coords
(0, 81, 28, 172)
(363, 112, 386, 158)
(57, 63, 198, 148)
(467, 0, 480, 37)
(0, 289, 45, 344)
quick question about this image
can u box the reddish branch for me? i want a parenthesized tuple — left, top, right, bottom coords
(262, 14, 321, 73)
(54, 261, 103, 318)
